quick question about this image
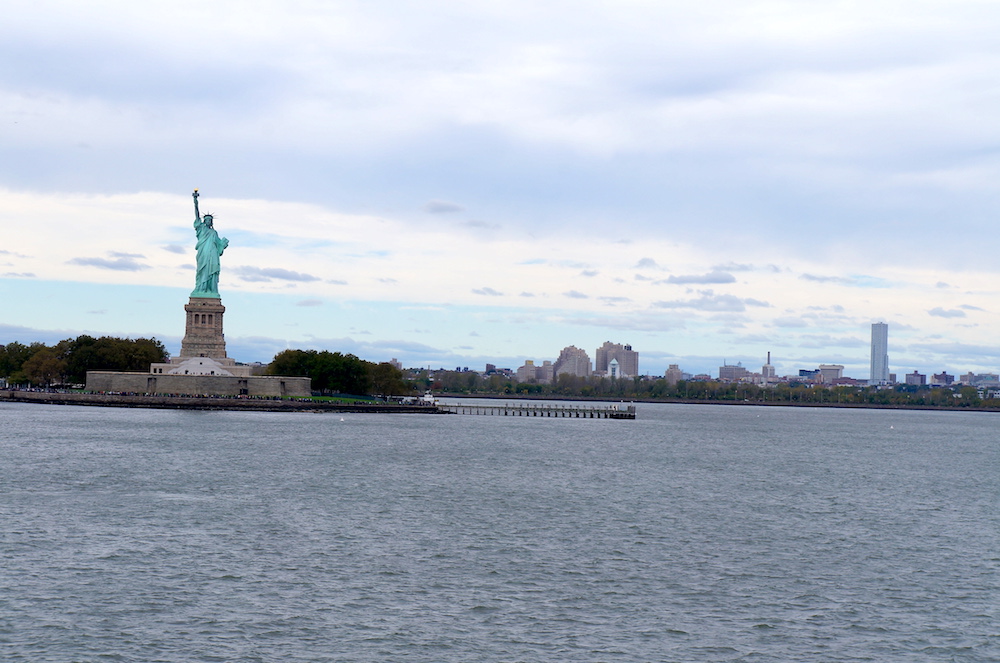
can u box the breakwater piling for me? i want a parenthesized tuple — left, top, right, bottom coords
(438, 402, 636, 419)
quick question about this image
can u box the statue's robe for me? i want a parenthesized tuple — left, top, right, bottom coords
(192, 219, 229, 297)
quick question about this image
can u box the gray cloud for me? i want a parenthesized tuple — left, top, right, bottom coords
(580, 270, 599, 277)
(662, 271, 736, 285)
(3, 272, 35, 278)
(772, 317, 809, 328)
(564, 290, 589, 299)
(231, 266, 320, 282)
(960, 304, 984, 311)
(162, 244, 186, 254)
(68, 255, 150, 271)
(424, 200, 464, 214)
(800, 273, 852, 284)
(712, 262, 754, 272)
(296, 299, 323, 307)
(634, 258, 659, 269)
(564, 313, 686, 332)
(928, 307, 966, 318)
(653, 291, 769, 312)
(472, 287, 503, 296)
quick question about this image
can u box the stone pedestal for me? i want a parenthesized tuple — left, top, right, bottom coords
(180, 297, 227, 358)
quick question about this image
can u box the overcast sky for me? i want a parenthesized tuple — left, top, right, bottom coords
(4, 0, 1000, 377)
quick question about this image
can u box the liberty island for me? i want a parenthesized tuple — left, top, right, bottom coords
(84, 190, 311, 398)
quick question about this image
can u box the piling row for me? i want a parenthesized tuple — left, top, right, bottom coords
(439, 403, 636, 419)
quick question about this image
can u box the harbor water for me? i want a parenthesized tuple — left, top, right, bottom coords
(1, 401, 996, 661)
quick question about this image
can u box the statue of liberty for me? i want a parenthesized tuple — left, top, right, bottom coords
(190, 189, 229, 298)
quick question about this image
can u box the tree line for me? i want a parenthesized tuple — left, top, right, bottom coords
(266, 349, 409, 396)
(0, 336, 168, 386)
(0, 340, 411, 398)
(418, 370, 1000, 409)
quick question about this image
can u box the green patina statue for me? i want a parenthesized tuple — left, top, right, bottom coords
(191, 189, 229, 298)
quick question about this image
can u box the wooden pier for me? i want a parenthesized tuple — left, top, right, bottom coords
(438, 402, 636, 419)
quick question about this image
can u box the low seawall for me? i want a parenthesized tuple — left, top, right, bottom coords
(0, 390, 447, 414)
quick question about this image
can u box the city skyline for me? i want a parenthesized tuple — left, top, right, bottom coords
(5, 2, 1000, 377)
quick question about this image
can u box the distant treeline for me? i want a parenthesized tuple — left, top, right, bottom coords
(266, 349, 409, 396)
(0, 336, 168, 386)
(417, 370, 1000, 409)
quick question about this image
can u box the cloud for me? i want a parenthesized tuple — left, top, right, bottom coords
(67, 255, 150, 271)
(662, 271, 736, 285)
(109, 251, 145, 259)
(565, 314, 686, 332)
(472, 287, 503, 296)
(599, 296, 631, 303)
(928, 307, 966, 318)
(3, 272, 35, 278)
(653, 291, 769, 312)
(296, 299, 323, 307)
(800, 273, 852, 284)
(162, 244, 186, 254)
(580, 270, 599, 277)
(231, 266, 321, 283)
(564, 290, 589, 299)
(519, 291, 535, 297)
(423, 200, 464, 214)
(634, 258, 659, 269)
(960, 304, 984, 311)
(327, 279, 348, 285)
(713, 262, 755, 272)
(772, 317, 809, 328)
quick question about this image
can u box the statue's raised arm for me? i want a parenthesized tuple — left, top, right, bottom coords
(193, 189, 201, 223)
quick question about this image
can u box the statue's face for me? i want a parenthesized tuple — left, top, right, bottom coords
(203, 215, 214, 227)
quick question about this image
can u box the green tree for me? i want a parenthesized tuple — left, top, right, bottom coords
(22, 348, 67, 386)
(368, 362, 410, 396)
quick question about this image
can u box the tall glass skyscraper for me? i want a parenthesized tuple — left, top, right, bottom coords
(870, 322, 889, 385)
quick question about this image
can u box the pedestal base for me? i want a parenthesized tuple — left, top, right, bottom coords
(179, 297, 228, 358)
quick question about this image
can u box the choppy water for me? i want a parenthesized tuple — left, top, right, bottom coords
(1, 401, 997, 662)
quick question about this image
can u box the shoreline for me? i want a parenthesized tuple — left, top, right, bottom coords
(434, 392, 1000, 413)
(0, 390, 447, 414)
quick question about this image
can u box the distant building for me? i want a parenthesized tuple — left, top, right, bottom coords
(719, 362, 750, 382)
(516, 360, 537, 383)
(760, 352, 776, 384)
(818, 364, 845, 384)
(930, 372, 954, 386)
(595, 341, 639, 378)
(960, 373, 999, 387)
(554, 346, 592, 378)
(870, 322, 890, 386)
(664, 364, 683, 386)
(538, 361, 554, 384)
(799, 369, 821, 381)
(389, 358, 402, 370)
(905, 371, 926, 386)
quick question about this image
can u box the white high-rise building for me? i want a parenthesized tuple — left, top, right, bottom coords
(870, 322, 889, 386)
